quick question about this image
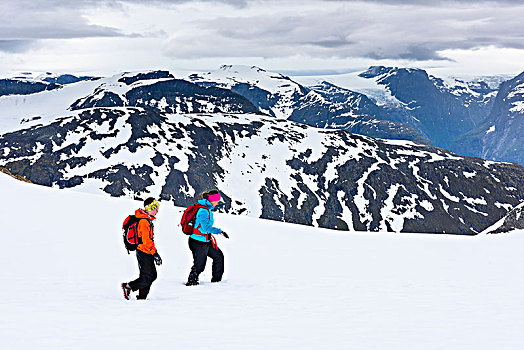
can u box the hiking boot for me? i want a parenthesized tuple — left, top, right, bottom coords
(211, 278, 222, 283)
(121, 282, 132, 300)
(186, 268, 200, 286)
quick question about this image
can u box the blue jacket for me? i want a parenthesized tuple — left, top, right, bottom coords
(189, 199, 222, 242)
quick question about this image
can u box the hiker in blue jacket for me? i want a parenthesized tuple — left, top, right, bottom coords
(186, 189, 229, 286)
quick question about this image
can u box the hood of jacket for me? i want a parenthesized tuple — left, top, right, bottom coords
(135, 208, 156, 221)
(198, 198, 215, 209)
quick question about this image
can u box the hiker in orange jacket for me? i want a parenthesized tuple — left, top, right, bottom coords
(121, 197, 162, 300)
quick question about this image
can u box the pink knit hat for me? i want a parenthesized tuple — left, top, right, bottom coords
(207, 192, 221, 202)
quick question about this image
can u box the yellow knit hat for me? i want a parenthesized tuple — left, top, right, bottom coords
(145, 199, 160, 212)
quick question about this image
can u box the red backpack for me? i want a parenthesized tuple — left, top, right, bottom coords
(122, 215, 151, 253)
(180, 204, 210, 235)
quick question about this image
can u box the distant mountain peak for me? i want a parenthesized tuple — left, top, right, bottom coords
(219, 64, 267, 74)
(359, 66, 426, 80)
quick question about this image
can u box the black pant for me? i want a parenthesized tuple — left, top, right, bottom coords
(128, 249, 157, 299)
(187, 237, 224, 283)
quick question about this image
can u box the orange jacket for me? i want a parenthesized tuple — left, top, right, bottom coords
(135, 209, 157, 255)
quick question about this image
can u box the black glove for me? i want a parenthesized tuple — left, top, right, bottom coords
(153, 252, 162, 266)
(221, 231, 229, 239)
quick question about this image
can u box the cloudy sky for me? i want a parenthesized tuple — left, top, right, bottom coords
(1, 0, 524, 77)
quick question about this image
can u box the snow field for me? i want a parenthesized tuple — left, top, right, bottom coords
(1, 173, 524, 349)
(189, 65, 303, 102)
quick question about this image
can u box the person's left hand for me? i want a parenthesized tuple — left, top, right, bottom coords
(153, 252, 163, 266)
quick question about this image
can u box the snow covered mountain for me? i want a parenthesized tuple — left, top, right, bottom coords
(353, 66, 497, 150)
(0, 65, 504, 151)
(0, 104, 523, 234)
(188, 65, 430, 144)
(450, 71, 524, 166)
(309, 80, 427, 139)
(0, 70, 260, 134)
(298, 66, 524, 165)
(188, 65, 307, 119)
(0, 72, 93, 97)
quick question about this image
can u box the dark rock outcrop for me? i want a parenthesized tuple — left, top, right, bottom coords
(483, 202, 524, 234)
(356, 66, 497, 150)
(0, 79, 61, 97)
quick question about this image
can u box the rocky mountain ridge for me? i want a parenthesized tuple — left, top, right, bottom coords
(0, 106, 522, 234)
(353, 66, 497, 150)
(188, 65, 430, 144)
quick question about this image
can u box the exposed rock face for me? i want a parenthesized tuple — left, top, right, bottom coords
(356, 66, 497, 151)
(0, 79, 61, 97)
(451, 71, 524, 166)
(68, 77, 260, 114)
(483, 202, 524, 234)
(309, 81, 422, 132)
(0, 166, 31, 183)
(0, 107, 522, 235)
(42, 74, 94, 85)
(481, 71, 524, 165)
(125, 79, 260, 114)
(70, 90, 125, 110)
(118, 70, 174, 85)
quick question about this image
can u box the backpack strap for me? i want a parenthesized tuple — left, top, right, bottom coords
(137, 218, 153, 240)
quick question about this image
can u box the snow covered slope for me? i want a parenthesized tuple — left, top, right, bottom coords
(2, 172, 524, 349)
(1, 107, 523, 234)
(0, 70, 257, 134)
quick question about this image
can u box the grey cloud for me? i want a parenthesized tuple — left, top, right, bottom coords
(162, 1, 524, 62)
(398, 45, 450, 61)
(3, 0, 524, 62)
(0, 26, 126, 40)
(10, 0, 251, 10)
(322, 0, 524, 4)
(35, 0, 524, 5)
(0, 1, 135, 53)
(7, 0, 524, 12)
(304, 38, 356, 48)
(0, 40, 36, 53)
